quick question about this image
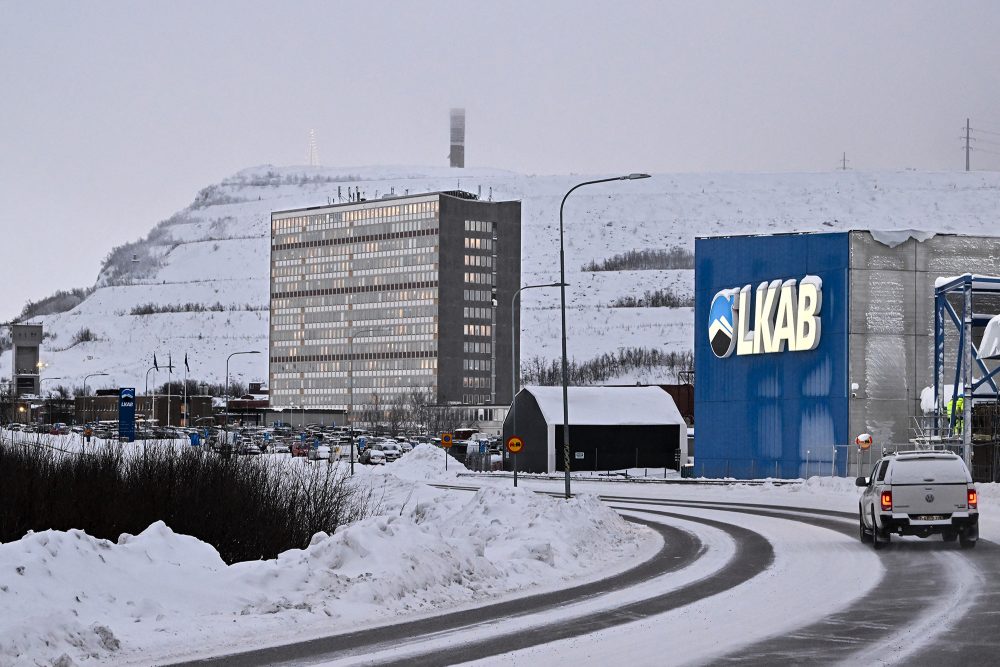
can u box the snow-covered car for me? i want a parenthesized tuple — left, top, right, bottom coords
(381, 442, 402, 462)
(399, 441, 413, 454)
(360, 445, 386, 465)
(269, 443, 290, 454)
(858, 451, 979, 549)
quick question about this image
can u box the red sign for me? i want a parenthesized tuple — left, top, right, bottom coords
(506, 436, 523, 454)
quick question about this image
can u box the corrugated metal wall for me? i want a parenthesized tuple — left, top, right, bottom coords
(848, 232, 1000, 466)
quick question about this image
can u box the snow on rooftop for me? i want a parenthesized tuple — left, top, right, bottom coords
(523, 385, 685, 426)
(867, 229, 936, 247)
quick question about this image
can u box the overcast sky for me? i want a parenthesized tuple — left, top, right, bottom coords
(2, 0, 1000, 322)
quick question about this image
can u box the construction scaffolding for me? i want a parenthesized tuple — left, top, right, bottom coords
(933, 274, 1000, 481)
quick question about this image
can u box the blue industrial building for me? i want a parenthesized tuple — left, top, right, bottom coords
(695, 230, 1000, 479)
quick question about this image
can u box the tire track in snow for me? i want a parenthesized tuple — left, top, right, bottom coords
(166, 515, 700, 667)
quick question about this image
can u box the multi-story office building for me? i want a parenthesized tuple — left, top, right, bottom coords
(268, 191, 521, 418)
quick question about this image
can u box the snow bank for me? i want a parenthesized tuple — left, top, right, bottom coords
(378, 443, 465, 481)
(0, 482, 648, 665)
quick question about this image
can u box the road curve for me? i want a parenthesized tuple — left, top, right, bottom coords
(168, 515, 701, 666)
(169, 490, 1000, 666)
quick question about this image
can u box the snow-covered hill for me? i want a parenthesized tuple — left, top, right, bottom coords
(4, 165, 1000, 395)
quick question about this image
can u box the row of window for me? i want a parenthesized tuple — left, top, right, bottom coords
(463, 376, 492, 389)
(464, 254, 494, 268)
(463, 289, 493, 303)
(463, 307, 493, 320)
(273, 340, 437, 356)
(464, 220, 495, 233)
(463, 359, 493, 372)
(463, 272, 494, 285)
(272, 273, 439, 297)
(273, 243, 437, 272)
(272, 291, 438, 317)
(271, 226, 439, 253)
(463, 341, 493, 354)
(272, 201, 440, 232)
(463, 324, 492, 337)
(272, 236, 438, 265)
(464, 237, 494, 250)
(272, 358, 437, 376)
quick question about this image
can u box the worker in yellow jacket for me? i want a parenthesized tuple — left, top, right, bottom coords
(946, 394, 965, 436)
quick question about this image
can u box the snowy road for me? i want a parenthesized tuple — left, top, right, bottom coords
(165, 481, 1000, 667)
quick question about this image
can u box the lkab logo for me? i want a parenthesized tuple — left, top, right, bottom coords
(708, 276, 822, 359)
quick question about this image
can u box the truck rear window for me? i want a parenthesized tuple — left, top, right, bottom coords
(890, 458, 968, 484)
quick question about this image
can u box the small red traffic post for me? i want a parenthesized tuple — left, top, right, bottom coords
(441, 432, 453, 471)
(506, 435, 523, 487)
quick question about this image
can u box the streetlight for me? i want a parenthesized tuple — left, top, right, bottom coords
(346, 325, 391, 475)
(41, 377, 64, 426)
(225, 351, 260, 448)
(509, 282, 566, 440)
(144, 365, 157, 428)
(82, 372, 109, 425)
(559, 173, 651, 498)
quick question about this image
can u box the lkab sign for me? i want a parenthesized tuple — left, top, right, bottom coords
(708, 276, 822, 358)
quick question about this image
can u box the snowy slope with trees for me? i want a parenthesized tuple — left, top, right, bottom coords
(4, 166, 1000, 395)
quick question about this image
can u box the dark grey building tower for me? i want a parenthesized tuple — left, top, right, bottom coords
(449, 108, 465, 168)
(11, 324, 42, 396)
(268, 191, 521, 419)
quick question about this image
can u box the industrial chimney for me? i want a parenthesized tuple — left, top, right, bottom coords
(449, 108, 465, 168)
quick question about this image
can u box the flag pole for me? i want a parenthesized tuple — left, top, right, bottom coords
(183, 353, 189, 428)
(167, 353, 172, 428)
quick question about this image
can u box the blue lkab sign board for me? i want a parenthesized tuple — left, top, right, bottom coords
(119, 387, 136, 442)
(695, 233, 849, 479)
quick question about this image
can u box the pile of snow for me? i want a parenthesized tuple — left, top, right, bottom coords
(379, 443, 464, 481)
(0, 484, 649, 665)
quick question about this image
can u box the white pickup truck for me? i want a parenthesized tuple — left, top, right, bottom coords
(857, 451, 979, 549)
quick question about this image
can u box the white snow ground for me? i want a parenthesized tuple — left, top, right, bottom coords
(5, 434, 1000, 666)
(0, 444, 653, 666)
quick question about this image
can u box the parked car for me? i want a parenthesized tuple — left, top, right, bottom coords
(240, 443, 262, 456)
(270, 442, 291, 454)
(381, 442, 402, 462)
(360, 444, 386, 465)
(858, 450, 979, 549)
(308, 445, 332, 461)
(291, 440, 311, 457)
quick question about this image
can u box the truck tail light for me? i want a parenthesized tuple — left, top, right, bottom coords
(880, 490, 892, 511)
(968, 488, 978, 510)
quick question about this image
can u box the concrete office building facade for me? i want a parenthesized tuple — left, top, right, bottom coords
(268, 191, 521, 417)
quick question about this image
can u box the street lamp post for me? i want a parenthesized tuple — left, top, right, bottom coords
(225, 351, 261, 451)
(144, 365, 157, 428)
(82, 372, 109, 426)
(509, 283, 565, 466)
(559, 174, 651, 499)
(40, 377, 64, 426)
(346, 325, 391, 475)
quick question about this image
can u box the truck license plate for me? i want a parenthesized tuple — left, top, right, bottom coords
(913, 514, 947, 521)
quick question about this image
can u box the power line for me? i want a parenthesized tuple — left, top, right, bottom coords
(970, 146, 1000, 157)
(968, 136, 1000, 148)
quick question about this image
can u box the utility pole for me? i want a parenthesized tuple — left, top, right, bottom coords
(966, 118, 971, 172)
(841, 152, 848, 170)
